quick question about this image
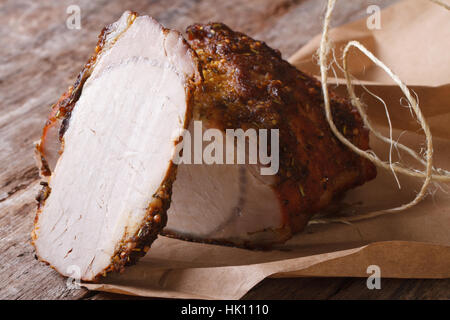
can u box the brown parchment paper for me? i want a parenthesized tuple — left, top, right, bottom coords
(84, 0, 450, 299)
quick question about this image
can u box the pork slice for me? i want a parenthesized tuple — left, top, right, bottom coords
(32, 12, 200, 281)
(164, 124, 291, 247)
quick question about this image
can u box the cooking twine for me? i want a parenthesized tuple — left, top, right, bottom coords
(310, 0, 450, 225)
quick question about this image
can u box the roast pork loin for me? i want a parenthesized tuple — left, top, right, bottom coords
(163, 23, 376, 247)
(34, 14, 377, 279)
(32, 12, 200, 281)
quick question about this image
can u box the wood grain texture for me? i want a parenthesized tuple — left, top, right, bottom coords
(5, 0, 447, 301)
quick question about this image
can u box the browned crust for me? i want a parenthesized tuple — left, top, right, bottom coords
(32, 13, 201, 281)
(183, 23, 376, 242)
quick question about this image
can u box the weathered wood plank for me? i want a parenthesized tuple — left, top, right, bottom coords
(7, 0, 441, 301)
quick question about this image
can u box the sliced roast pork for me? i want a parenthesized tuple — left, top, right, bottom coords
(34, 16, 377, 265)
(162, 23, 377, 247)
(32, 12, 200, 280)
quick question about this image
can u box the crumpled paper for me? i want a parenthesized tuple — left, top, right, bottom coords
(84, 0, 450, 299)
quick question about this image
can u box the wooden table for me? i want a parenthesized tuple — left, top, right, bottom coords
(1, 0, 449, 300)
